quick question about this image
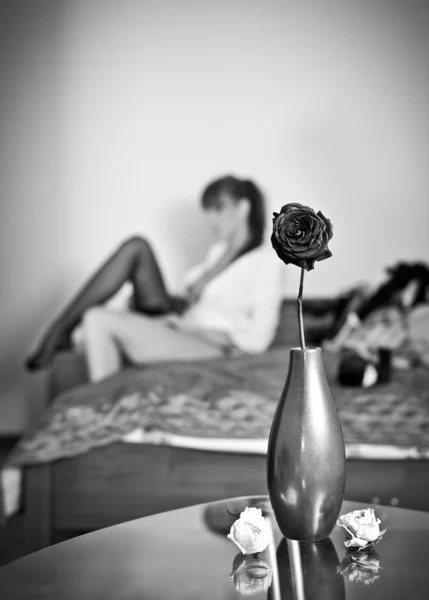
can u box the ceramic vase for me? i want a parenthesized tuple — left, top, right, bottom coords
(267, 347, 346, 541)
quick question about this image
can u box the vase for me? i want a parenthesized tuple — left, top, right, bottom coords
(267, 347, 346, 541)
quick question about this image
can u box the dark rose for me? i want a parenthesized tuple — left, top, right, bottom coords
(271, 203, 333, 271)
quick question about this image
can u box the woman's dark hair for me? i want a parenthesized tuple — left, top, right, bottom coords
(201, 175, 266, 256)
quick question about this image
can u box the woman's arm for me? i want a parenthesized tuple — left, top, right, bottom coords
(196, 254, 283, 355)
(186, 228, 251, 303)
(185, 252, 235, 303)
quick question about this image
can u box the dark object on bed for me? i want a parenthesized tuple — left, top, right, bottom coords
(20, 299, 429, 555)
(338, 347, 393, 388)
(338, 350, 369, 387)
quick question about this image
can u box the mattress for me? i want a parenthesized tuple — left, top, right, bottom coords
(2, 346, 429, 519)
(7, 347, 429, 466)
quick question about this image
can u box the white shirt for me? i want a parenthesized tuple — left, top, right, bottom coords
(176, 242, 284, 354)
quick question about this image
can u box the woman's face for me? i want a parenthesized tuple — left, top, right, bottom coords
(204, 192, 248, 242)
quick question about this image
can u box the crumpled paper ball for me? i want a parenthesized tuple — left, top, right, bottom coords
(227, 507, 272, 555)
(337, 508, 386, 549)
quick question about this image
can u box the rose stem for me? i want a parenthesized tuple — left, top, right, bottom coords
(297, 267, 306, 350)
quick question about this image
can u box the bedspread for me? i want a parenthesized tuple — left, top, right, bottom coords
(6, 348, 429, 466)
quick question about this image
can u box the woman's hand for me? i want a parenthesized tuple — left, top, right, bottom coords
(184, 241, 243, 304)
(184, 233, 249, 306)
(184, 279, 207, 304)
(169, 295, 190, 315)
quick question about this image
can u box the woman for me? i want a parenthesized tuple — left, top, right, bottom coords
(26, 175, 283, 382)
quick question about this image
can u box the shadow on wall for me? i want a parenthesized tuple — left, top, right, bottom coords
(0, 279, 71, 432)
(156, 195, 212, 285)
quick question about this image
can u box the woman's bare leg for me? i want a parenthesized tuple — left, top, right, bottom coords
(26, 236, 172, 370)
(82, 308, 223, 382)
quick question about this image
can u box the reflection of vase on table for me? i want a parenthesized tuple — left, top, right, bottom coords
(268, 537, 346, 600)
(267, 203, 346, 542)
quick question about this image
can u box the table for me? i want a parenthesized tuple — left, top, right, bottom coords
(0, 496, 428, 599)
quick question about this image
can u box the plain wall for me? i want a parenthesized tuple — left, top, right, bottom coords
(0, 0, 428, 432)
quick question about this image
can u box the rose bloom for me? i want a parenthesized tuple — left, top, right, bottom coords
(337, 508, 385, 549)
(271, 203, 333, 271)
(227, 507, 272, 555)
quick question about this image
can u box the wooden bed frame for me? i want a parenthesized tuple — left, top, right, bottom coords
(24, 440, 429, 553)
(21, 299, 429, 554)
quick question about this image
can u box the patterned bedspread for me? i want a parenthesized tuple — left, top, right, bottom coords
(7, 348, 429, 466)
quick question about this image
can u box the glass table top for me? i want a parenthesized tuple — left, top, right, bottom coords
(0, 496, 428, 599)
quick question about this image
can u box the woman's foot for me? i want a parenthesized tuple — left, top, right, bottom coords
(25, 326, 72, 371)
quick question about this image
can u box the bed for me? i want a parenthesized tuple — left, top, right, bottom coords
(4, 299, 429, 554)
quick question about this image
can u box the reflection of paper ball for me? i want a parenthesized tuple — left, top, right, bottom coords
(337, 548, 382, 586)
(229, 552, 273, 596)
